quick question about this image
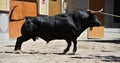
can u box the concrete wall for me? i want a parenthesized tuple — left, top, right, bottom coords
(104, 0, 120, 28)
(0, 0, 9, 41)
(104, 0, 120, 39)
(0, 13, 9, 41)
(72, 0, 89, 10)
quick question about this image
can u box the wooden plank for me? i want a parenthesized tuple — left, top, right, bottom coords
(49, 0, 61, 16)
(9, 0, 37, 39)
(9, 1, 23, 38)
(88, 0, 104, 38)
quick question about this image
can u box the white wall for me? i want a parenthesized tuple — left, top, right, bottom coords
(0, 13, 9, 41)
(104, 0, 120, 39)
(0, 0, 9, 41)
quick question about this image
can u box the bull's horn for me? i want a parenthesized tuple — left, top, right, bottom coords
(98, 8, 103, 12)
(87, 8, 104, 14)
(87, 9, 96, 14)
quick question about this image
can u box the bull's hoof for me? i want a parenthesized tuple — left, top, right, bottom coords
(70, 53, 75, 55)
(14, 50, 23, 54)
(62, 51, 67, 55)
(62, 52, 66, 55)
(71, 51, 76, 55)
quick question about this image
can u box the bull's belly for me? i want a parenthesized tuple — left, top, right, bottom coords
(38, 31, 74, 42)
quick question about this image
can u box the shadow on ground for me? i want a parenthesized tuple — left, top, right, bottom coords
(71, 55, 120, 62)
(95, 55, 120, 62)
(1, 51, 120, 62)
(80, 39, 120, 44)
(1, 51, 75, 55)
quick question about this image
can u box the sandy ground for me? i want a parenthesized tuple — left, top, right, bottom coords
(0, 39, 120, 63)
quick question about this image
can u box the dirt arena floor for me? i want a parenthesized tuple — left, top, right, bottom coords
(0, 39, 120, 63)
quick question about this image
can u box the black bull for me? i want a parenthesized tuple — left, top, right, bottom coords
(10, 6, 101, 54)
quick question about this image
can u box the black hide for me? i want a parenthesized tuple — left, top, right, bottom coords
(13, 10, 101, 54)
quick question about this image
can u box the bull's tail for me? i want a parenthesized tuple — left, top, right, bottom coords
(9, 5, 25, 21)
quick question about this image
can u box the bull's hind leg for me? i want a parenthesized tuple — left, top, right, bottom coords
(72, 39, 77, 55)
(63, 40, 72, 54)
(14, 35, 30, 54)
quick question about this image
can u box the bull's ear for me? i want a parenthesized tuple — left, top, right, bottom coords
(87, 10, 93, 16)
(87, 11, 95, 19)
(87, 9, 93, 15)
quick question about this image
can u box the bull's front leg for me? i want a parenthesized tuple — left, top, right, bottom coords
(63, 40, 72, 54)
(14, 36, 24, 54)
(14, 36, 30, 54)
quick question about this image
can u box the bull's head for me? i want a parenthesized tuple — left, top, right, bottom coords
(87, 9, 103, 27)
